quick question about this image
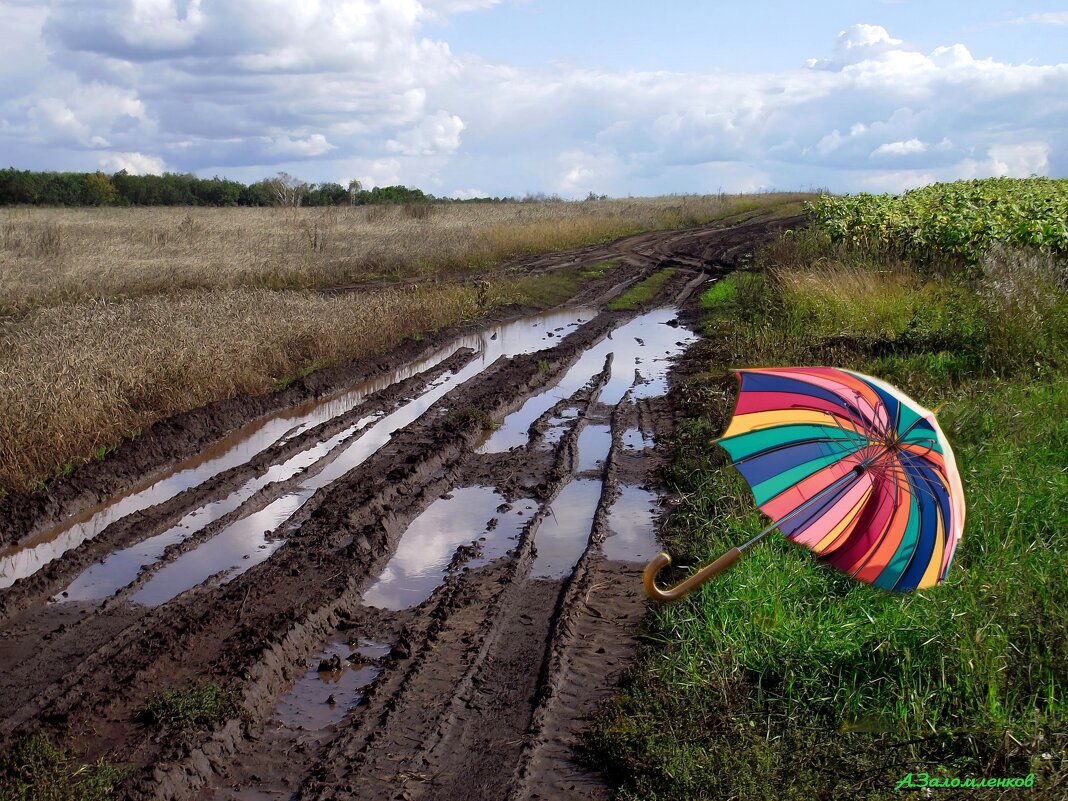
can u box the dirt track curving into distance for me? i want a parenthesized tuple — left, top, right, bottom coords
(0, 209, 802, 801)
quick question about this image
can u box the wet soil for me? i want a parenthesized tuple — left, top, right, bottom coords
(0, 209, 802, 801)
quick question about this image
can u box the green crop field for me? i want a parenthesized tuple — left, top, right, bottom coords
(807, 177, 1068, 263)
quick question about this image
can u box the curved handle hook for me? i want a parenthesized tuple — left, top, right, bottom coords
(642, 548, 743, 602)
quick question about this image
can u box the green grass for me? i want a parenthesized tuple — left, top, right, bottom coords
(507, 269, 588, 308)
(140, 682, 240, 733)
(608, 269, 677, 311)
(0, 733, 129, 801)
(588, 228, 1067, 799)
(581, 259, 620, 279)
(698, 276, 738, 310)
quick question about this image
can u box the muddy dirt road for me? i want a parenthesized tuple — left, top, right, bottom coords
(0, 211, 800, 800)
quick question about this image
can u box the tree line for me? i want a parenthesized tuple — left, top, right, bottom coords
(0, 168, 428, 207)
(0, 168, 592, 207)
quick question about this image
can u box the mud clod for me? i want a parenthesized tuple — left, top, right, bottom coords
(389, 642, 411, 660)
(317, 654, 343, 673)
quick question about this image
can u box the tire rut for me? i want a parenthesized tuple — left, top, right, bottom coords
(0, 211, 805, 801)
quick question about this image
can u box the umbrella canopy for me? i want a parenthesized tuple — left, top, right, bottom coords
(718, 367, 965, 590)
(644, 367, 965, 600)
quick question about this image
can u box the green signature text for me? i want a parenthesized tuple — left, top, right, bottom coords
(896, 772, 1035, 790)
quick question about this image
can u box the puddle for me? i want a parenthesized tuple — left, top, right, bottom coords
(576, 425, 612, 473)
(59, 420, 376, 602)
(362, 487, 530, 611)
(0, 338, 503, 590)
(539, 408, 580, 447)
(596, 309, 697, 405)
(622, 427, 654, 451)
(530, 480, 602, 579)
(129, 495, 301, 606)
(603, 486, 661, 562)
(480, 309, 695, 453)
(125, 310, 588, 606)
(273, 637, 389, 730)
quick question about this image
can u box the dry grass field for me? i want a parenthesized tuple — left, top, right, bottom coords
(0, 285, 487, 492)
(0, 196, 804, 313)
(0, 194, 807, 492)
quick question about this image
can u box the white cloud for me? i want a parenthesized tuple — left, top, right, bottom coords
(98, 150, 168, 174)
(0, 7, 1065, 196)
(857, 169, 938, 194)
(32, 98, 90, 143)
(270, 133, 336, 157)
(421, 0, 501, 18)
(386, 111, 464, 155)
(554, 149, 619, 196)
(871, 138, 927, 157)
(807, 24, 905, 69)
(837, 23, 902, 53)
(960, 142, 1050, 179)
(987, 142, 1050, 176)
(450, 187, 487, 199)
(30, 83, 147, 148)
(1010, 12, 1068, 26)
(122, 0, 206, 49)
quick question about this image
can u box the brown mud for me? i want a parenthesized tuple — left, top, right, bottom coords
(0, 210, 802, 801)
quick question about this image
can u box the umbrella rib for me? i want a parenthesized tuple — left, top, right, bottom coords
(891, 465, 945, 590)
(723, 434, 863, 470)
(849, 460, 907, 581)
(824, 405, 880, 462)
(739, 467, 864, 552)
(870, 454, 946, 507)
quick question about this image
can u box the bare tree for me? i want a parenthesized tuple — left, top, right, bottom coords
(267, 172, 309, 207)
(348, 178, 363, 206)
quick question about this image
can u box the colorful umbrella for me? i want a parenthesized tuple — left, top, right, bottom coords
(643, 367, 965, 601)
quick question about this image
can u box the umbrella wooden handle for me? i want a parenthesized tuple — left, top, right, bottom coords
(643, 548, 742, 602)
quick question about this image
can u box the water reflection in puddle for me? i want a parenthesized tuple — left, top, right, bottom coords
(530, 480, 602, 579)
(622, 428, 654, 451)
(540, 408, 579, 447)
(596, 310, 696, 405)
(1, 336, 491, 590)
(363, 487, 530, 611)
(576, 425, 612, 473)
(480, 309, 695, 453)
(103, 309, 589, 606)
(113, 309, 589, 606)
(603, 486, 661, 562)
(274, 637, 390, 730)
(60, 419, 378, 602)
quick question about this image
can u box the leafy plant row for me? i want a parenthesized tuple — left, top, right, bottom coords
(807, 177, 1068, 262)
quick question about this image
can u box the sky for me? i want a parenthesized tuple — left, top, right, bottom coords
(1, 0, 1066, 197)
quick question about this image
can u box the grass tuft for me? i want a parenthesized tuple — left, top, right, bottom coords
(608, 269, 677, 311)
(580, 259, 620, 279)
(140, 683, 240, 733)
(697, 276, 738, 310)
(445, 406, 499, 432)
(0, 733, 129, 801)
